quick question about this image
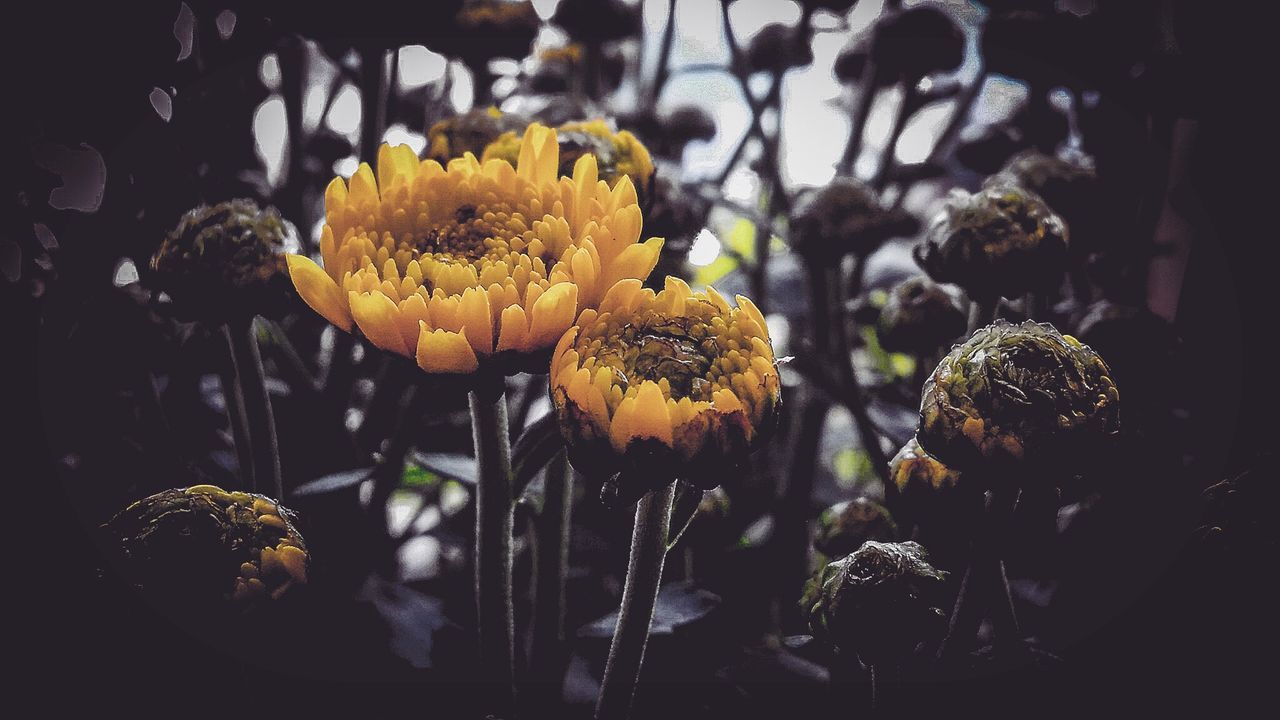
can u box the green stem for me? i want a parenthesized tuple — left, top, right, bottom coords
(218, 337, 255, 491)
(595, 481, 677, 720)
(470, 380, 516, 713)
(224, 319, 282, 499)
(531, 450, 574, 692)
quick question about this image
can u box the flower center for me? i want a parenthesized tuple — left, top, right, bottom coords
(406, 204, 513, 267)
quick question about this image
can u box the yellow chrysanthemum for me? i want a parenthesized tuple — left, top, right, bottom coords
(550, 276, 781, 494)
(482, 118, 655, 202)
(287, 124, 665, 375)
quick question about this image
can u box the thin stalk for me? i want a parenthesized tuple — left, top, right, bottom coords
(219, 331, 256, 490)
(225, 319, 282, 498)
(837, 57, 880, 177)
(470, 380, 516, 713)
(530, 450, 574, 691)
(595, 481, 677, 720)
(871, 84, 919, 191)
(830, 260, 894, 494)
(648, 0, 679, 104)
(936, 486, 1021, 659)
(968, 297, 999, 335)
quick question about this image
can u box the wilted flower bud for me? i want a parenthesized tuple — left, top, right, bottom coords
(918, 320, 1119, 476)
(790, 178, 919, 261)
(425, 106, 530, 165)
(149, 200, 295, 322)
(914, 182, 1068, 301)
(993, 149, 1102, 253)
(876, 276, 966, 356)
(890, 436, 961, 493)
(100, 485, 309, 613)
(745, 23, 814, 74)
(801, 540, 947, 664)
(550, 277, 781, 500)
(814, 497, 898, 559)
(834, 5, 964, 86)
(552, 0, 642, 43)
(453, 0, 541, 61)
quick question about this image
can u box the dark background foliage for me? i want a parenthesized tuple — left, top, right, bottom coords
(9, 0, 1277, 715)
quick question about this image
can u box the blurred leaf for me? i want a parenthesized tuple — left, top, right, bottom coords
(356, 575, 454, 670)
(693, 253, 738, 287)
(832, 448, 872, 489)
(738, 514, 775, 548)
(402, 464, 441, 489)
(411, 452, 477, 486)
(725, 218, 756, 261)
(580, 581, 721, 638)
(511, 411, 563, 496)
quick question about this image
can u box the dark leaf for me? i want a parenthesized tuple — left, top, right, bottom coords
(580, 581, 721, 639)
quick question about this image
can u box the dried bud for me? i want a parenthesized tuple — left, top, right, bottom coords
(791, 178, 919, 260)
(425, 106, 530, 165)
(993, 149, 1102, 253)
(890, 435, 961, 493)
(835, 5, 964, 86)
(801, 541, 947, 664)
(918, 320, 1120, 477)
(876, 276, 967, 356)
(100, 485, 309, 614)
(745, 23, 814, 74)
(149, 200, 295, 322)
(814, 497, 898, 559)
(914, 182, 1068, 301)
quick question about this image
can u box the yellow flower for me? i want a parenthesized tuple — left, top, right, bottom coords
(482, 118, 656, 203)
(288, 123, 665, 375)
(550, 276, 781, 493)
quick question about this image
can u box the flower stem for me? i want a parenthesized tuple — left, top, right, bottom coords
(595, 481, 677, 720)
(470, 380, 516, 714)
(218, 335, 255, 491)
(530, 450, 574, 696)
(968, 297, 999, 335)
(224, 319, 283, 499)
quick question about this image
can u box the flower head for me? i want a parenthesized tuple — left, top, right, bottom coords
(801, 540, 947, 664)
(425, 107, 530, 166)
(100, 485, 308, 613)
(914, 181, 1068, 301)
(876, 276, 967, 356)
(890, 436, 961, 493)
(790, 178, 919, 260)
(814, 497, 898, 560)
(918, 320, 1119, 476)
(288, 124, 664, 376)
(550, 277, 781, 497)
(149, 199, 294, 322)
(835, 5, 964, 87)
(482, 119, 655, 205)
(994, 149, 1102, 252)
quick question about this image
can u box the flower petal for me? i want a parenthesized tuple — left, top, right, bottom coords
(287, 254, 352, 331)
(416, 326, 479, 374)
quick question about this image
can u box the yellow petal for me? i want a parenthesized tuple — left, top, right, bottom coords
(736, 294, 769, 342)
(287, 254, 352, 331)
(496, 304, 531, 353)
(527, 282, 579, 351)
(629, 381, 674, 446)
(349, 162, 379, 207)
(350, 291, 410, 356)
(459, 286, 495, 356)
(416, 326, 479, 374)
(602, 237, 663, 288)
